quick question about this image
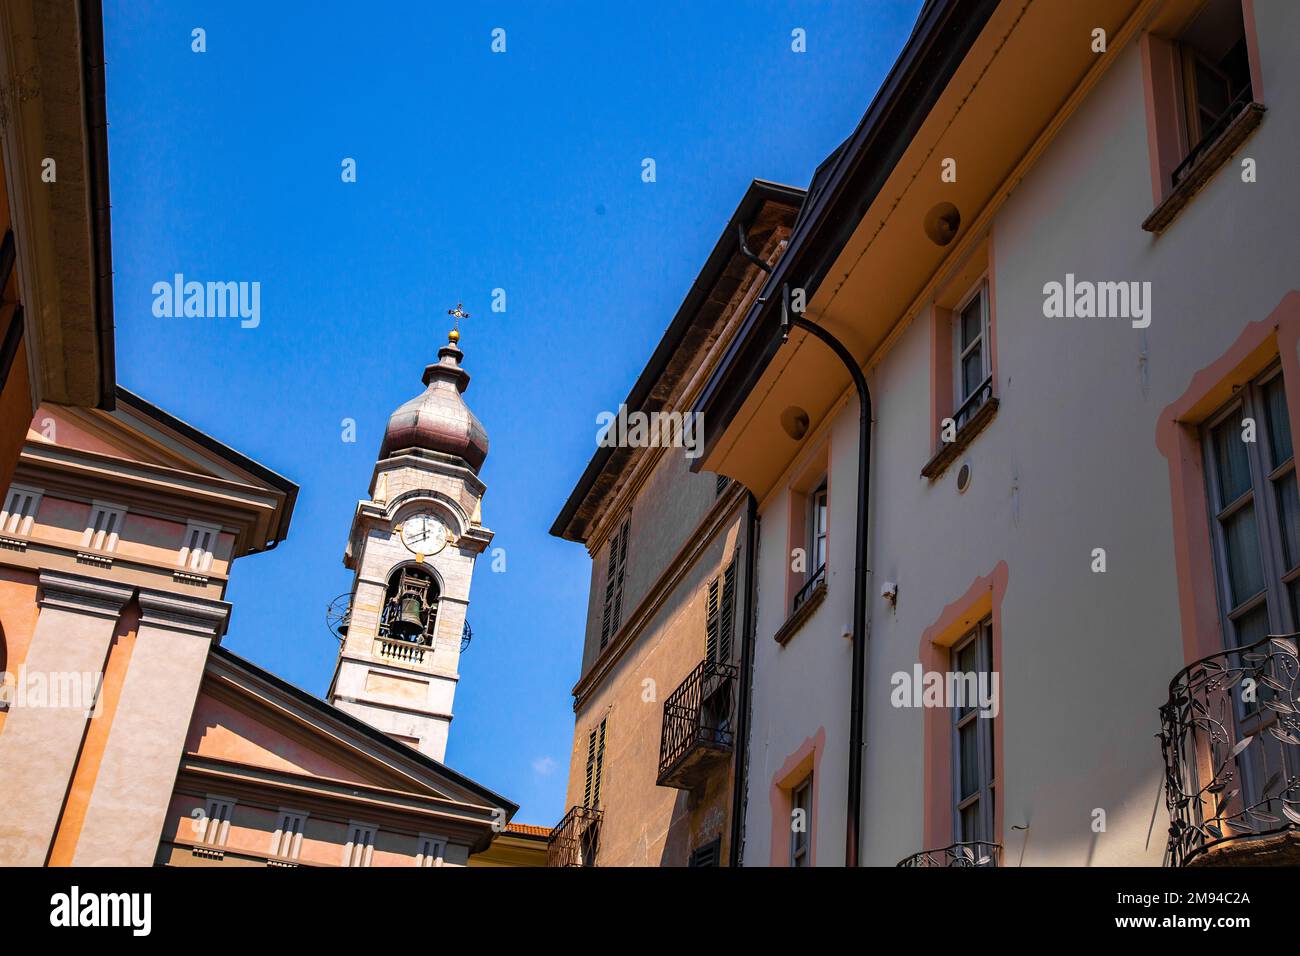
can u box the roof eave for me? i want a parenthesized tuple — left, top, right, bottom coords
(549, 179, 806, 543)
(690, 0, 1000, 470)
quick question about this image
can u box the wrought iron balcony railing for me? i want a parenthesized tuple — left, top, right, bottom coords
(657, 659, 738, 790)
(792, 563, 826, 614)
(547, 805, 603, 867)
(1159, 632, 1300, 866)
(896, 841, 1001, 867)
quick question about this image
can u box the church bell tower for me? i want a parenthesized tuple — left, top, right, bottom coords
(327, 315, 491, 761)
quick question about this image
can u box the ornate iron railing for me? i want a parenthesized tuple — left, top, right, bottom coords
(657, 659, 738, 788)
(1159, 632, 1300, 866)
(792, 564, 826, 614)
(896, 841, 1001, 867)
(547, 805, 603, 867)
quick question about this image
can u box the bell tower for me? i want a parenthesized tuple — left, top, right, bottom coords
(327, 315, 492, 762)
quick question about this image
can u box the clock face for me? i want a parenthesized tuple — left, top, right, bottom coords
(400, 512, 448, 556)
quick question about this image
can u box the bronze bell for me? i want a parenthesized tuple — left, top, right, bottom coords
(390, 594, 425, 639)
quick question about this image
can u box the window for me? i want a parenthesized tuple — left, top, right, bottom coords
(271, 810, 307, 860)
(1202, 364, 1298, 647)
(951, 620, 995, 845)
(953, 282, 991, 429)
(809, 484, 828, 576)
(689, 838, 721, 867)
(789, 775, 812, 867)
(1172, 0, 1253, 187)
(705, 560, 737, 665)
(599, 517, 630, 650)
(0, 484, 42, 537)
(82, 501, 125, 554)
(179, 520, 220, 572)
(198, 796, 235, 847)
(582, 718, 607, 809)
(416, 834, 446, 868)
(344, 823, 376, 867)
(715, 473, 730, 497)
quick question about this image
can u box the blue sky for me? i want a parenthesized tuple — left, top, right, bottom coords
(102, 0, 922, 825)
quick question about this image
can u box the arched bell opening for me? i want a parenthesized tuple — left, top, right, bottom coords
(379, 565, 440, 645)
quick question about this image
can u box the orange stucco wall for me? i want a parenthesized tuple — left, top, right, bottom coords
(48, 600, 140, 865)
(0, 566, 40, 736)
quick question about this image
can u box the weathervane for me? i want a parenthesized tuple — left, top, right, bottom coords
(447, 302, 470, 343)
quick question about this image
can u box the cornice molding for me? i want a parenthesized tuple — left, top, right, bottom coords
(137, 587, 231, 639)
(37, 569, 133, 620)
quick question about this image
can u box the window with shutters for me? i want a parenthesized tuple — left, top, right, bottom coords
(0, 484, 42, 538)
(689, 837, 721, 867)
(705, 558, 737, 665)
(599, 517, 630, 650)
(583, 717, 607, 809)
(271, 809, 308, 860)
(82, 501, 126, 554)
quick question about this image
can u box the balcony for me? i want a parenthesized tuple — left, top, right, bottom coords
(547, 805, 603, 867)
(656, 659, 738, 791)
(1159, 633, 1300, 866)
(896, 841, 1001, 867)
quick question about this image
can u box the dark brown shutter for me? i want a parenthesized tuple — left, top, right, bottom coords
(720, 559, 737, 663)
(583, 726, 597, 808)
(593, 718, 607, 808)
(705, 575, 721, 662)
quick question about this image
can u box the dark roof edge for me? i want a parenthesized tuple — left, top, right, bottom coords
(210, 644, 519, 818)
(549, 179, 805, 543)
(114, 386, 299, 548)
(690, 0, 1000, 469)
(80, 0, 115, 411)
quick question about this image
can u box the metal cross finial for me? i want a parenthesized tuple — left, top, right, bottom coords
(447, 302, 471, 330)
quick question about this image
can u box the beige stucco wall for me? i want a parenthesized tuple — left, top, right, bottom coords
(743, 0, 1300, 866)
(566, 446, 750, 865)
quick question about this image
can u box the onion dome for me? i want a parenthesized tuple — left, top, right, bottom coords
(379, 329, 489, 472)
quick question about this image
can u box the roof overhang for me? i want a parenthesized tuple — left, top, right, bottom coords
(0, 0, 115, 410)
(551, 179, 804, 544)
(692, 0, 1149, 499)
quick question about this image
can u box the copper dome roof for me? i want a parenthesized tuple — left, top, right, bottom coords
(379, 337, 488, 472)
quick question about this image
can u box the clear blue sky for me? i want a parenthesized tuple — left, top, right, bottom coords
(103, 0, 922, 825)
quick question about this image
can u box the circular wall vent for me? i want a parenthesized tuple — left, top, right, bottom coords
(923, 201, 961, 246)
(780, 406, 811, 441)
(956, 461, 972, 494)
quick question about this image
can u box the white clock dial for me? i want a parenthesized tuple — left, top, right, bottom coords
(400, 512, 448, 555)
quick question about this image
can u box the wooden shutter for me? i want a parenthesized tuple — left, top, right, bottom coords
(593, 718, 607, 808)
(600, 518, 631, 650)
(583, 726, 597, 808)
(705, 575, 721, 662)
(720, 560, 737, 663)
(600, 538, 618, 649)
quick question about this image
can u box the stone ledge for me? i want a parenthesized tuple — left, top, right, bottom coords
(1142, 102, 1266, 234)
(920, 397, 999, 481)
(774, 582, 827, 647)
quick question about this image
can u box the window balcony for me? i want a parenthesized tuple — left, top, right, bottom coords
(1159, 632, 1300, 866)
(656, 659, 738, 790)
(546, 805, 603, 867)
(896, 841, 1001, 867)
